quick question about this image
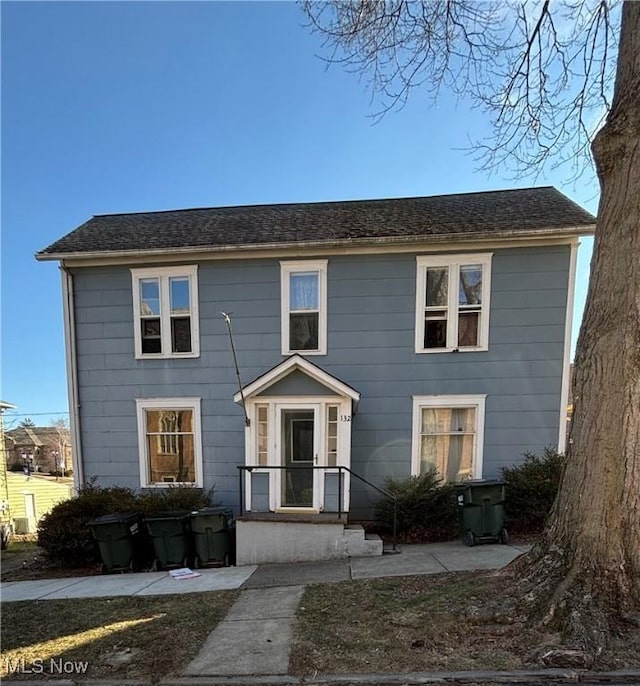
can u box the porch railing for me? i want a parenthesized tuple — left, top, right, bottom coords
(237, 465, 398, 551)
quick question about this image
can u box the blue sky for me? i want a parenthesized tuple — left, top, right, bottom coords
(1, 1, 598, 430)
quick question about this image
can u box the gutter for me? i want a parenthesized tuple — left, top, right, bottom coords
(61, 265, 83, 489)
(35, 224, 596, 262)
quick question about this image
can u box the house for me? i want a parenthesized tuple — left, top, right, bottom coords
(0, 406, 73, 536)
(37, 187, 595, 563)
(4, 472, 74, 534)
(5, 426, 72, 475)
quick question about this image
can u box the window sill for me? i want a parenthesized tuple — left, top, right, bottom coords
(141, 482, 203, 489)
(282, 350, 326, 357)
(415, 347, 488, 354)
(135, 352, 200, 360)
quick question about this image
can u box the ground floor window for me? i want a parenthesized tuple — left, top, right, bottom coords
(412, 395, 485, 481)
(135, 397, 203, 487)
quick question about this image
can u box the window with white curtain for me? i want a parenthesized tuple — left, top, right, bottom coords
(412, 395, 486, 481)
(280, 260, 328, 355)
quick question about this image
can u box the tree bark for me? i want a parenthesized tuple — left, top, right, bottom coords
(514, 0, 640, 652)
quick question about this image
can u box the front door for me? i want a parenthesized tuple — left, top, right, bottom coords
(278, 406, 318, 509)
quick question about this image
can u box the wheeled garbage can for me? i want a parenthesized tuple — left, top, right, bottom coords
(190, 507, 233, 567)
(88, 512, 143, 573)
(454, 480, 508, 546)
(145, 511, 192, 571)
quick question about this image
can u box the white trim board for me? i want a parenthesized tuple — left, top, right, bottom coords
(558, 241, 578, 452)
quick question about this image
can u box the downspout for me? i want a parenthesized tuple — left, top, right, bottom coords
(61, 264, 83, 488)
(558, 240, 579, 453)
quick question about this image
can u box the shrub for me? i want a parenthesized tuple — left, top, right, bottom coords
(502, 447, 566, 533)
(37, 482, 138, 567)
(37, 482, 214, 568)
(135, 486, 213, 514)
(375, 471, 459, 543)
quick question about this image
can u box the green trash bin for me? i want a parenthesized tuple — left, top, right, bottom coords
(454, 480, 508, 547)
(190, 507, 233, 568)
(145, 511, 192, 571)
(88, 512, 143, 573)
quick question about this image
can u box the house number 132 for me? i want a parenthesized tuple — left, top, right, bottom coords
(340, 415, 352, 422)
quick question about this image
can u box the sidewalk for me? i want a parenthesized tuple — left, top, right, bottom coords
(0, 541, 530, 602)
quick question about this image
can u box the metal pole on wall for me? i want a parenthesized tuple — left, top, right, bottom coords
(221, 312, 250, 427)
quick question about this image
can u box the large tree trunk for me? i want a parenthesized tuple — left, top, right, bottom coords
(514, 1, 640, 652)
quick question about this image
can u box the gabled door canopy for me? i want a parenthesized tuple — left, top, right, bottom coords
(233, 354, 360, 409)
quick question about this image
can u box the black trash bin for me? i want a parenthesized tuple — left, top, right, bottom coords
(145, 511, 192, 571)
(454, 480, 508, 546)
(190, 507, 233, 567)
(88, 512, 143, 573)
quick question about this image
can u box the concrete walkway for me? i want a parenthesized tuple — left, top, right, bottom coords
(0, 565, 258, 602)
(0, 542, 529, 602)
(184, 586, 305, 676)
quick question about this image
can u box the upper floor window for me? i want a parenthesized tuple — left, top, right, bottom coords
(411, 395, 486, 482)
(135, 397, 203, 488)
(280, 260, 327, 355)
(131, 266, 199, 359)
(415, 254, 492, 353)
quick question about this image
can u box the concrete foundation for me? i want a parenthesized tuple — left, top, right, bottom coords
(235, 520, 383, 565)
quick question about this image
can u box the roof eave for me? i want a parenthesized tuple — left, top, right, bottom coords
(35, 224, 596, 262)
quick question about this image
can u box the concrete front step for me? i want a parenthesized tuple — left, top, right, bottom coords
(343, 525, 384, 558)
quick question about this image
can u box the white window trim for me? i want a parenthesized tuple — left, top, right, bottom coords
(131, 265, 200, 359)
(411, 394, 486, 480)
(135, 397, 203, 488)
(280, 260, 328, 356)
(415, 253, 492, 353)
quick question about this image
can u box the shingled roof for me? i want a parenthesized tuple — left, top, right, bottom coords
(37, 187, 595, 260)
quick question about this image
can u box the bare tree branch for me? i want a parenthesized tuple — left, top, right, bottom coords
(301, 0, 620, 178)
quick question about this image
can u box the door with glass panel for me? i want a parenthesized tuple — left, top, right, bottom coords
(278, 406, 318, 508)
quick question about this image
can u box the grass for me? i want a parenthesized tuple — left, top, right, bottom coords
(290, 571, 640, 676)
(1, 590, 238, 680)
(2, 538, 38, 555)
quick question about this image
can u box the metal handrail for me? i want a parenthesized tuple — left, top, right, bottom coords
(237, 464, 398, 551)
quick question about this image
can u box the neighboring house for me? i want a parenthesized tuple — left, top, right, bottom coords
(5, 472, 74, 534)
(0, 406, 73, 536)
(4, 426, 72, 475)
(37, 187, 595, 563)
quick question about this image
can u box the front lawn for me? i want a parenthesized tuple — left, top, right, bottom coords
(290, 571, 640, 675)
(1, 591, 237, 680)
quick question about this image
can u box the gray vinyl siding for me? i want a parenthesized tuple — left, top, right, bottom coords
(72, 245, 570, 518)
